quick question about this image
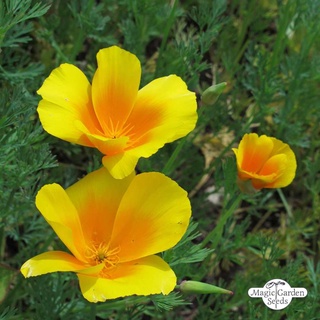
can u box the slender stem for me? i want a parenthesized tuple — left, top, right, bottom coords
(162, 138, 186, 176)
(277, 188, 293, 219)
(90, 303, 96, 320)
(201, 192, 243, 248)
(70, 29, 85, 61)
(51, 37, 70, 62)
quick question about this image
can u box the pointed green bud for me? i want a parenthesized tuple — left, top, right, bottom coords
(201, 82, 227, 105)
(177, 280, 233, 295)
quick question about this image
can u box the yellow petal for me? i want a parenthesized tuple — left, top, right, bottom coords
(75, 124, 141, 179)
(91, 46, 141, 134)
(270, 137, 297, 187)
(75, 119, 129, 155)
(272, 164, 296, 188)
(259, 153, 287, 176)
(237, 154, 285, 189)
(37, 63, 101, 145)
(235, 133, 274, 174)
(270, 137, 294, 156)
(66, 167, 135, 244)
(125, 75, 197, 156)
(20, 251, 87, 278)
(102, 151, 139, 179)
(250, 173, 278, 189)
(78, 255, 176, 302)
(237, 169, 276, 183)
(110, 172, 191, 262)
(36, 184, 86, 260)
(260, 153, 296, 188)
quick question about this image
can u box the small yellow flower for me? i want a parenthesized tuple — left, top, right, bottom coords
(37, 46, 198, 179)
(20, 168, 191, 302)
(232, 133, 297, 191)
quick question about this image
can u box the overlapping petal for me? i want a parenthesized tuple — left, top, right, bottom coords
(102, 151, 140, 179)
(66, 167, 135, 244)
(35, 184, 86, 261)
(269, 138, 297, 187)
(110, 172, 191, 262)
(126, 75, 198, 153)
(75, 120, 129, 156)
(234, 134, 274, 173)
(92, 46, 141, 133)
(78, 255, 176, 302)
(21, 251, 88, 277)
(37, 64, 102, 146)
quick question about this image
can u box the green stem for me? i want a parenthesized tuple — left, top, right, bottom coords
(162, 138, 187, 176)
(90, 303, 96, 320)
(49, 33, 70, 62)
(277, 188, 293, 219)
(70, 29, 85, 61)
(201, 192, 243, 248)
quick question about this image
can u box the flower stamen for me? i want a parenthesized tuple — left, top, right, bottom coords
(104, 118, 134, 140)
(85, 241, 120, 269)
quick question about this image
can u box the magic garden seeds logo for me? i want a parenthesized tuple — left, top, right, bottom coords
(248, 279, 308, 310)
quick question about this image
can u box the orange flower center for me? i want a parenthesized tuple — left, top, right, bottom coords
(104, 119, 134, 140)
(85, 241, 120, 270)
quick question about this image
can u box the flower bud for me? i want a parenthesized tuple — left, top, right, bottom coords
(201, 82, 227, 105)
(178, 280, 233, 295)
(232, 133, 297, 191)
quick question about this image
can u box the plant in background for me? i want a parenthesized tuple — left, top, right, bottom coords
(21, 167, 191, 302)
(37, 46, 198, 179)
(232, 133, 297, 193)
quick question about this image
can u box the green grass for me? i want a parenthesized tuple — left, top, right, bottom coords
(1, 0, 320, 319)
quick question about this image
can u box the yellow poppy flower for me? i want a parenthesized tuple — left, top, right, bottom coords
(20, 168, 191, 302)
(37, 46, 198, 179)
(232, 133, 297, 191)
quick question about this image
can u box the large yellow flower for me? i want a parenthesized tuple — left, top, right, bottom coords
(232, 133, 297, 190)
(37, 46, 198, 179)
(20, 168, 191, 302)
